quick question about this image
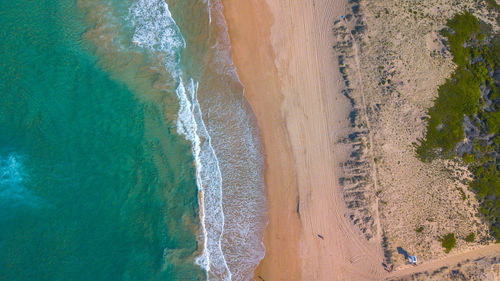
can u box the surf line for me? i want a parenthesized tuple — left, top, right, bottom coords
(175, 78, 231, 280)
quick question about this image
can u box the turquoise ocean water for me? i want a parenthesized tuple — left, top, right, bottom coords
(0, 0, 266, 280)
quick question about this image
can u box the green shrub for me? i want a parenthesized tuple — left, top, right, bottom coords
(470, 167, 500, 200)
(441, 233, 457, 253)
(485, 110, 500, 134)
(416, 12, 486, 161)
(416, 226, 424, 233)
(462, 153, 475, 164)
(417, 68, 482, 160)
(418, 11, 500, 243)
(465, 233, 475, 242)
(445, 12, 480, 65)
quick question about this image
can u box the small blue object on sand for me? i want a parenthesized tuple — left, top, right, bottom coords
(408, 256, 417, 264)
(340, 15, 344, 19)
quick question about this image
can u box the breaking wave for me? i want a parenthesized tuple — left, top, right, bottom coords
(128, 0, 231, 279)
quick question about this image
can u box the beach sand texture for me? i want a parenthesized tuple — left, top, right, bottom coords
(223, 0, 387, 280)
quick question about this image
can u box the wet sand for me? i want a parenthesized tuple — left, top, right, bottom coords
(223, 0, 387, 280)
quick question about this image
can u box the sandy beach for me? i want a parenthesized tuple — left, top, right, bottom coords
(223, 0, 386, 280)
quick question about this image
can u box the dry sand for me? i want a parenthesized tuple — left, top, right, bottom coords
(223, 0, 387, 280)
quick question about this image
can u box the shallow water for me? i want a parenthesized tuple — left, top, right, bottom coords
(0, 0, 266, 280)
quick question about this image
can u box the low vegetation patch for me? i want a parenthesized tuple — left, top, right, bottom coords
(465, 232, 476, 242)
(485, 0, 500, 12)
(441, 233, 457, 253)
(417, 12, 500, 241)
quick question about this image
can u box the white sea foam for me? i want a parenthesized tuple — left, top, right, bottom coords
(128, 0, 231, 280)
(0, 153, 40, 209)
(128, 0, 185, 76)
(0, 154, 24, 185)
(176, 79, 231, 280)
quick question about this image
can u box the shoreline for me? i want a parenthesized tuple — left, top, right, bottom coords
(222, 0, 301, 278)
(222, 0, 386, 279)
